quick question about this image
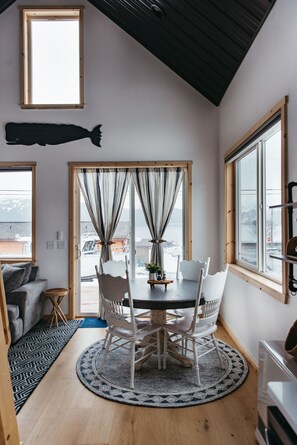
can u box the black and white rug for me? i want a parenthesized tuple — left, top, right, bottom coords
(76, 338, 248, 408)
(9, 320, 81, 414)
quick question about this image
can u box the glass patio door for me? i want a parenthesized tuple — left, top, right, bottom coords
(75, 184, 184, 316)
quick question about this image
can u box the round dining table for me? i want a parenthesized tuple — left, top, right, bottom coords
(127, 277, 198, 310)
(125, 277, 199, 368)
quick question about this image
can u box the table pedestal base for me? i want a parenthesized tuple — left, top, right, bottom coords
(135, 309, 192, 369)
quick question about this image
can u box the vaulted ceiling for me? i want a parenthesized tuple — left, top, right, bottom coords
(0, 0, 277, 106)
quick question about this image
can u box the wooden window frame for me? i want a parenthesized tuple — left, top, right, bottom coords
(0, 162, 36, 263)
(0, 267, 20, 443)
(68, 161, 192, 319)
(224, 97, 288, 303)
(20, 6, 85, 109)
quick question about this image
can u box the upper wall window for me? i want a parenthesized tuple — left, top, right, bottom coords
(0, 164, 36, 262)
(20, 6, 84, 109)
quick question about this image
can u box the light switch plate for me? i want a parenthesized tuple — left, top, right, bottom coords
(47, 241, 55, 249)
(57, 240, 66, 249)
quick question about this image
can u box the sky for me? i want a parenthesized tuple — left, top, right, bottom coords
(0, 171, 31, 194)
(32, 20, 79, 104)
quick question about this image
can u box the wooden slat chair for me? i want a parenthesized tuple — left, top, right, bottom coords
(99, 259, 150, 319)
(96, 263, 162, 389)
(163, 265, 229, 386)
(177, 256, 210, 280)
(101, 259, 126, 277)
(96, 259, 133, 349)
(96, 260, 129, 348)
(168, 256, 210, 319)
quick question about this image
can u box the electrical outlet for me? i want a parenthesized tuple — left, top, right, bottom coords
(46, 241, 55, 249)
(57, 240, 66, 249)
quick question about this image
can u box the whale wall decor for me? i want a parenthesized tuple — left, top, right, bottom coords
(5, 122, 102, 147)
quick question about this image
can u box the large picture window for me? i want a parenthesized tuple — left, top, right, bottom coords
(20, 6, 84, 109)
(224, 97, 287, 303)
(0, 164, 36, 261)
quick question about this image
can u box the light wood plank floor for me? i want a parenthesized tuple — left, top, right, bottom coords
(16, 325, 258, 445)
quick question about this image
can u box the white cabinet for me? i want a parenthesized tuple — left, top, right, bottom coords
(267, 382, 297, 434)
(256, 340, 297, 444)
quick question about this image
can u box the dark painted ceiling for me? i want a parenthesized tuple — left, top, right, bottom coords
(0, 0, 277, 106)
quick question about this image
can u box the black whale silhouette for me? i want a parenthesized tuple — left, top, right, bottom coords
(5, 123, 102, 147)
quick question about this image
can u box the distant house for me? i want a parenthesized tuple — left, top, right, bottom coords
(81, 221, 130, 254)
(0, 222, 31, 256)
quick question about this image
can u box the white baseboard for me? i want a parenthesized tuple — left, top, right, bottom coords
(218, 315, 258, 373)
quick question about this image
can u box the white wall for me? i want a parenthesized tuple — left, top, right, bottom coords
(0, 0, 219, 313)
(2, 0, 294, 364)
(218, 0, 297, 361)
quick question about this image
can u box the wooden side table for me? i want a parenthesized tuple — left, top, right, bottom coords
(44, 288, 68, 328)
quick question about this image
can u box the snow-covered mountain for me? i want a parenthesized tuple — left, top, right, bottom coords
(0, 197, 31, 222)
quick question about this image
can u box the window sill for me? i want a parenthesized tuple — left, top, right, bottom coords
(0, 258, 34, 264)
(228, 264, 287, 304)
(20, 104, 85, 110)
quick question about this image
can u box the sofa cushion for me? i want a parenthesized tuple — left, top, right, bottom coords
(28, 265, 39, 282)
(12, 262, 32, 285)
(7, 303, 20, 321)
(2, 264, 26, 295)
(9, 317, 23, 344)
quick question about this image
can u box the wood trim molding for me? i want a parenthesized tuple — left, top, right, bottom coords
(0, 162, 37, 167)
(31, 164, 36, 263)
(79, 6, 85, 106)
(0, 267, 10, 348)
(0, 163, 36, 263)
(68, 164, 77, 319)
(224, 162, 235, 264)
(68, 161, 193, 168)
(218, 315, 258, 374)
(0, 269, 20, 444)
(20, 6, 85, 109)
(185, 163, 192, 259)
(68, 161, 192, 318)
(20, 104, 85, 110)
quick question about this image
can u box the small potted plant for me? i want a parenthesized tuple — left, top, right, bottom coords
(145, 262, 159, 280)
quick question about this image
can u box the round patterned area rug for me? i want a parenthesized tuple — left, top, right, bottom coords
(76, 338, 248, 408)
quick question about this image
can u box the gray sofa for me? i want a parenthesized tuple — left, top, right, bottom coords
(2, 263, 48, 344)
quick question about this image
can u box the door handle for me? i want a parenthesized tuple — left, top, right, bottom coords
(76, 244, 81, 259)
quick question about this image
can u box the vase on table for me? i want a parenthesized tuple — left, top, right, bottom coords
(149, 272, 156, 281)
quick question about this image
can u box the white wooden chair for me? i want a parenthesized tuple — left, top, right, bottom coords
(177, 256, 210, 281)
(101, 258, 150, 319)
(96, 264, 161, 389)
(163, 265, 229, 386)
(170, 256, 210, 319)
(96, 259, 129, 347)
(101, 259, 126, 277)
(96, 259, 126, 321)
(97, 259, 150, 321)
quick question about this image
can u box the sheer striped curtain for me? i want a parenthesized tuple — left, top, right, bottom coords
(132, 167, 184, 270)
(77, 168, 130, 261)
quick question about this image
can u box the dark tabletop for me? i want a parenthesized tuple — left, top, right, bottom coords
(125, 278, 198, 310)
